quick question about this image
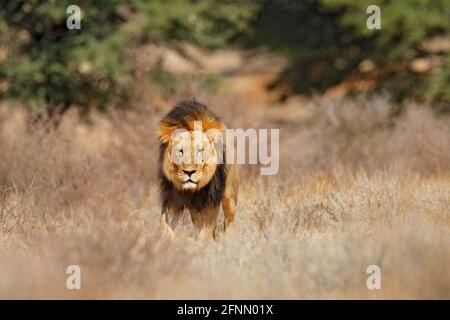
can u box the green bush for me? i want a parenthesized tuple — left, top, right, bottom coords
(0, 1, 128, 115)
(0, 0, 258, 115)
(322, 0, 450, 107)
(250, 0, 450, 109)
(1, 0, 448, 114)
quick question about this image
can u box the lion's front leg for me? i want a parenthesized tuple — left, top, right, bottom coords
(222, 164, 239, 232)
(190, 207, 220, 239)
(161, 207, 183, 238)
(222, 195, 236, 232)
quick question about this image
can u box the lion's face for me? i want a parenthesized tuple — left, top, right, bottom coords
(162, 130, 219, 192)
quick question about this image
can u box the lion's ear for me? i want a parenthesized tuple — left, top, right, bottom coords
(157, 125, 177, 144)
(205, 128, 224, 145)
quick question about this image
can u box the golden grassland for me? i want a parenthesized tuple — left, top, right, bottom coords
(0, 96, 449, 299)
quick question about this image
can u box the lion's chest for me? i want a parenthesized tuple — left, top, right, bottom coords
(160, 165, 227, 212)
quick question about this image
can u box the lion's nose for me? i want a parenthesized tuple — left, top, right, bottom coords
(183, 169, 196, 177)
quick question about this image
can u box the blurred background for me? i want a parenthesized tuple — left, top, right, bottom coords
(1, 0, 449, 176)
(1, 0, 449, 115)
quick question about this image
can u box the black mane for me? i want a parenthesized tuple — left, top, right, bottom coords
(160, 99, 220, 130)
(159, 163, 227, 211)
(158, 100, 227, 211)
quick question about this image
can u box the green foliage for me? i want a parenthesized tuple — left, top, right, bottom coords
(251, 0, 450, 109)
(0, 0, 129, 114)
(322, 0, 449, 59)
(249, 0, 358, 93)
(1, 0, 448, 113)
(323, 0, 450, 106)
(128, 0, 260, 47)
(0, 0, 258, 114)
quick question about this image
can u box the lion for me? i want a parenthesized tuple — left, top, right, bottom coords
(157, 100, 239, 237)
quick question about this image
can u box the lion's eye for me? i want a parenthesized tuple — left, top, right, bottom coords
(179, 149, 183, 156)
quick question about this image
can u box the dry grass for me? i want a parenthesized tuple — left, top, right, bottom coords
(0, 96, 449, 299)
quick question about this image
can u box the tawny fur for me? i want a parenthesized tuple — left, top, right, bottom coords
(157, 100, 239, 237)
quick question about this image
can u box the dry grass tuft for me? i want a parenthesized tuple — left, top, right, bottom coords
(0, 97, 449, 299)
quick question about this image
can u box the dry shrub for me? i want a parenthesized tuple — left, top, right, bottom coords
(2, 171, 447, 299)
(279, 96, 450, 175)
(0, 95, 449, 299)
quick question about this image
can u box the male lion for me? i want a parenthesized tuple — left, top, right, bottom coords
(157, 100, 239, 237)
